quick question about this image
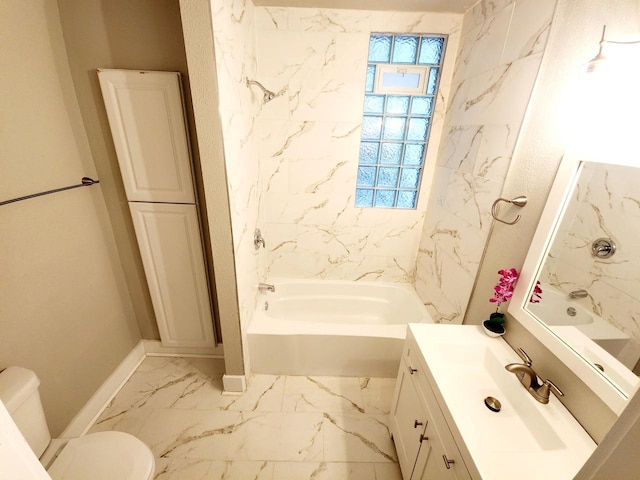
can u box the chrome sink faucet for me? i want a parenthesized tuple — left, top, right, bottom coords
(505, 348, 564, 404)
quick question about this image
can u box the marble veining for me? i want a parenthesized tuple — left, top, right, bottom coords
(210, 0, 263, 372)
(256, 6, 462, 282)
(89, 357, 401, 479)
(414, 0, 557, 324)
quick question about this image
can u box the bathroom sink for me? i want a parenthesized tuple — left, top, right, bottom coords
(408, 324, 596, 479)
(428, 343, 564, 452)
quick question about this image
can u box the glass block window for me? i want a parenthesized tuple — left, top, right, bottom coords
(356, 33, 446, 209)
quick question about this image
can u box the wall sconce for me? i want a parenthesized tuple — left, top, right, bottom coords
(568, 26, 640, 163)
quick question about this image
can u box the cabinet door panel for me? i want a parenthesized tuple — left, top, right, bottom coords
(412, 420, 442, 480)
(129, 202, 214, 348)
(98, 69, 195, 203)
(414, 373, 472, 480)
(390, 362, 428, 479)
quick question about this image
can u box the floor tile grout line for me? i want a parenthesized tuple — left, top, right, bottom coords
(88, 357, 401, 476)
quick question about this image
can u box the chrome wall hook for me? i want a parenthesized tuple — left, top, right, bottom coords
(491, 196, 528, 225)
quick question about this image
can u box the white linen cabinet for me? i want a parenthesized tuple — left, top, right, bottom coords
(98, 69, 215, 348)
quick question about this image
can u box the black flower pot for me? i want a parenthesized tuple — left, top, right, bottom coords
(483, 318, 505, 337)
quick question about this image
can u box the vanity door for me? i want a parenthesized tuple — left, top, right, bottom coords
(412, 418, 470, 480)
(410, 418, 443, 480)
(413, 365, 472, 480)
(390, 358, 429, 478)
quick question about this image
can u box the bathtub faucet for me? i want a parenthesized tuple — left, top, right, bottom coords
(258, 283, 275, 293)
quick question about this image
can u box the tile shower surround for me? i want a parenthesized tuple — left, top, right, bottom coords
(210, 1, 462, 371)
(90, 357, 401, 480)
(414, 0, 558, 323)
(214, 0, 555, 326)
(255, 8, 462, 282)
(211, 0, 557, 378)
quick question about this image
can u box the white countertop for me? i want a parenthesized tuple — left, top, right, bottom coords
(408, 323, 597, 480)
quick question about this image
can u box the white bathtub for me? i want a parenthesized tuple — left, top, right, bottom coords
(247, 279, 433, 377)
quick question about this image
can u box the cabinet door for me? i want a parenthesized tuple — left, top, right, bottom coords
(98, 69, 195, 204)
(412, 386, 472, 480)
(390, 362, 428, 479)
(411, 419, 442, 480)
(129, 202, 215, 348)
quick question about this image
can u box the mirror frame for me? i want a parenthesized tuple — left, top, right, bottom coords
(508, 153, 638, 415)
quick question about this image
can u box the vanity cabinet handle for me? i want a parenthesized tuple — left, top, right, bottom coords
(414, 420, 423, 428)
(420, 434, 428, 442)
(442, 455, 455, 469)
(408, 366, 418, 374)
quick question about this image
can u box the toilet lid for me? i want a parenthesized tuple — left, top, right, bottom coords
(48, 431, 155, 480)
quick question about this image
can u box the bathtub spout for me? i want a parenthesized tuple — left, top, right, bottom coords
(259, 283, 275, 293)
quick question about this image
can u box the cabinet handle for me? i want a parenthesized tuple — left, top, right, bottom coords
(414, 420, 423, 428)
(420, 433, 428, 442)
(442, 455, 455, 469)
(408, 366, 418, 374)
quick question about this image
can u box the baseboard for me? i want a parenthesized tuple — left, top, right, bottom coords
(142, 339, 224, 358)
(222, 374, 247, 393)
(60, 341, 146, 438)
(59, 340, 227, 438)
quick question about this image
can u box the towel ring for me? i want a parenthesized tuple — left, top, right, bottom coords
(491, 196, 528, 225)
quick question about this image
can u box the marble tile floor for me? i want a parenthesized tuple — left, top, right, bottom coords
(88, 356, 403, 480)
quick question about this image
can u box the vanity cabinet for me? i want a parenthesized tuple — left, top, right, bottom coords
(390, 331, 473, 480)
(390, 324, 596, 480)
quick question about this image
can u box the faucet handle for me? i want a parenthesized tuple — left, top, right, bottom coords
(537, 379, 564, 403)
(516, 348, 532, 366)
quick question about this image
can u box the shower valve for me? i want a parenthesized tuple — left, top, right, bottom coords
(254, 228, 266, 250)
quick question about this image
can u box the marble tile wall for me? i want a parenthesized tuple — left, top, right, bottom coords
(414, 0, 557, 323)
(209, 0, 262, 367)
(541, 163, 640, 365)
(255, 7, 462, 282)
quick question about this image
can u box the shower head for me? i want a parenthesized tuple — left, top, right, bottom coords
(246, 78, 276, 104)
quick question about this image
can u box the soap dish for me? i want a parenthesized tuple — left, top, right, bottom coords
(482, 320, 505, 337)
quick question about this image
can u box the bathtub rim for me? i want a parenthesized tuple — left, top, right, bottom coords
(248, 278, 432, 338)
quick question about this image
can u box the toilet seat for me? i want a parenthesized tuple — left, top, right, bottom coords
(47, 431, 154, 480)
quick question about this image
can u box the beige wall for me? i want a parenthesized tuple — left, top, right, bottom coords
(0, 0, 141, 436)
(465, 0, 640, 443)
(55, 0, 205, 340)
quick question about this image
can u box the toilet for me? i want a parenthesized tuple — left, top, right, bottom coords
(0, 366, 154, 479)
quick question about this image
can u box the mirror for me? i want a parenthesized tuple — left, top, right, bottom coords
(510, 155, 640, 415)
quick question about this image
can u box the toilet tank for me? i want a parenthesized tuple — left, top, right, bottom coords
(0, 367, 51, 457)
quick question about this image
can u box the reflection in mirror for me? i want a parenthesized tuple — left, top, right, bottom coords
(524, 162, 640, 398)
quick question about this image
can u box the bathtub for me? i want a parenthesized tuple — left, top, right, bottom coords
(247, 279, 433, 377)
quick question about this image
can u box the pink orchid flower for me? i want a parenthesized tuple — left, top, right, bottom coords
(490, 268, 519, 311)
(530, 281, 543, 304)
